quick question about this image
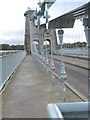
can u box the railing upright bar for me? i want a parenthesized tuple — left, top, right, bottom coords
(0, 50, 26, 93)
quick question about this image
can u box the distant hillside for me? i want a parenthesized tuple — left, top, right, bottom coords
(0, 44, 24, 50)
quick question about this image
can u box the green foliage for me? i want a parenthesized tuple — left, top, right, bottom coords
(1, 44, 24, 50)
(57, 42, 87, 49)
(11, 45, 24, 50)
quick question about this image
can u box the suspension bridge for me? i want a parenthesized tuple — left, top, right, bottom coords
(0, 0, 90, 119)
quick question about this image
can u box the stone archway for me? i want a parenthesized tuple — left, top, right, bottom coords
(43, 39, 51, 55)
(31, 40, 39, 53)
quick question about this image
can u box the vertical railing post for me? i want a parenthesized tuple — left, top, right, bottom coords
(50, 33, 55, 94)
(43, 3, 51, 73)
(0, 51, 26, 92)
(58, 29, 67, 102)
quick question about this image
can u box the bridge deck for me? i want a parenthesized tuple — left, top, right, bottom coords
(2, 55, 82, 118)
(52, 55, 88, 69)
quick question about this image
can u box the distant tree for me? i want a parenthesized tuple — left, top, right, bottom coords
(62, 42, 87, 48)
(2, 44, 12, 50)
(82, 42, 87, 47)
(0, 44, 24, 50)
(11, 45, 24, 50)
(10, 45, 16, 50)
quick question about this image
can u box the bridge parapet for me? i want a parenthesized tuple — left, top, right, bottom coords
(0, 50, 26, 93)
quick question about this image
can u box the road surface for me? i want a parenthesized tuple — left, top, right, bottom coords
(54, 59, 88, 98)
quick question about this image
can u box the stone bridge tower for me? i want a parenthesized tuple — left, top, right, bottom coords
(24, 8, 37, 54)
(24, 8, 57, 54)
(24, 9, 30, 54)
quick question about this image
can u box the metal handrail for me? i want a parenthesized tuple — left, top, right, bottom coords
(0, 50, 26, 93)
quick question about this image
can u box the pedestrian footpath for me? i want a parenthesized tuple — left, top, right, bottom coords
(2, 55, 82, 118)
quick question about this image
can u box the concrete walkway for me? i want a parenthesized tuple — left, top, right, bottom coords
(2, 55, 82, 118)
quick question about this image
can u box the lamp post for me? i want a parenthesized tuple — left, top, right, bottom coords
(44, 3, 55, 91)
(58, 29, 67, 102)
(43, 4, 50, 30)
(43, 3, 50, 73)
(43, 3, 50, 72)
(45, 30, 49, 74)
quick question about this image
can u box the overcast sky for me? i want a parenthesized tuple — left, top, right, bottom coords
(0, 0, 38, 45)
(0, 0, 89, 45)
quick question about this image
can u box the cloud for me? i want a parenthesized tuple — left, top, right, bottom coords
(56, 0, 89, 2)
(0, 0, 38, 45)
(1, 29, 24, 37)
(0, 38, 24, 45)
(49, 1, 89, 20)
(0, 29, 24, 45)
(0, 0, 89, 45)
(56, 19, 87, 44)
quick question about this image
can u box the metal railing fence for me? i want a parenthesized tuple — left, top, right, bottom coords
(0, 50, 26, 92)
(32, 52, 42, 63)
(55, 47, 88, 56)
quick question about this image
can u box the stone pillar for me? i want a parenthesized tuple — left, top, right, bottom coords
(24, 14, 31, 54)
(29, 21, 33, 54)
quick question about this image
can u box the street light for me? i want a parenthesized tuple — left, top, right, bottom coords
(58, 29, 67, 102)
(43, 3, 51, 74)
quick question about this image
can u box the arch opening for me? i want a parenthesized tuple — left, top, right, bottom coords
(43, 39, 51, 54)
